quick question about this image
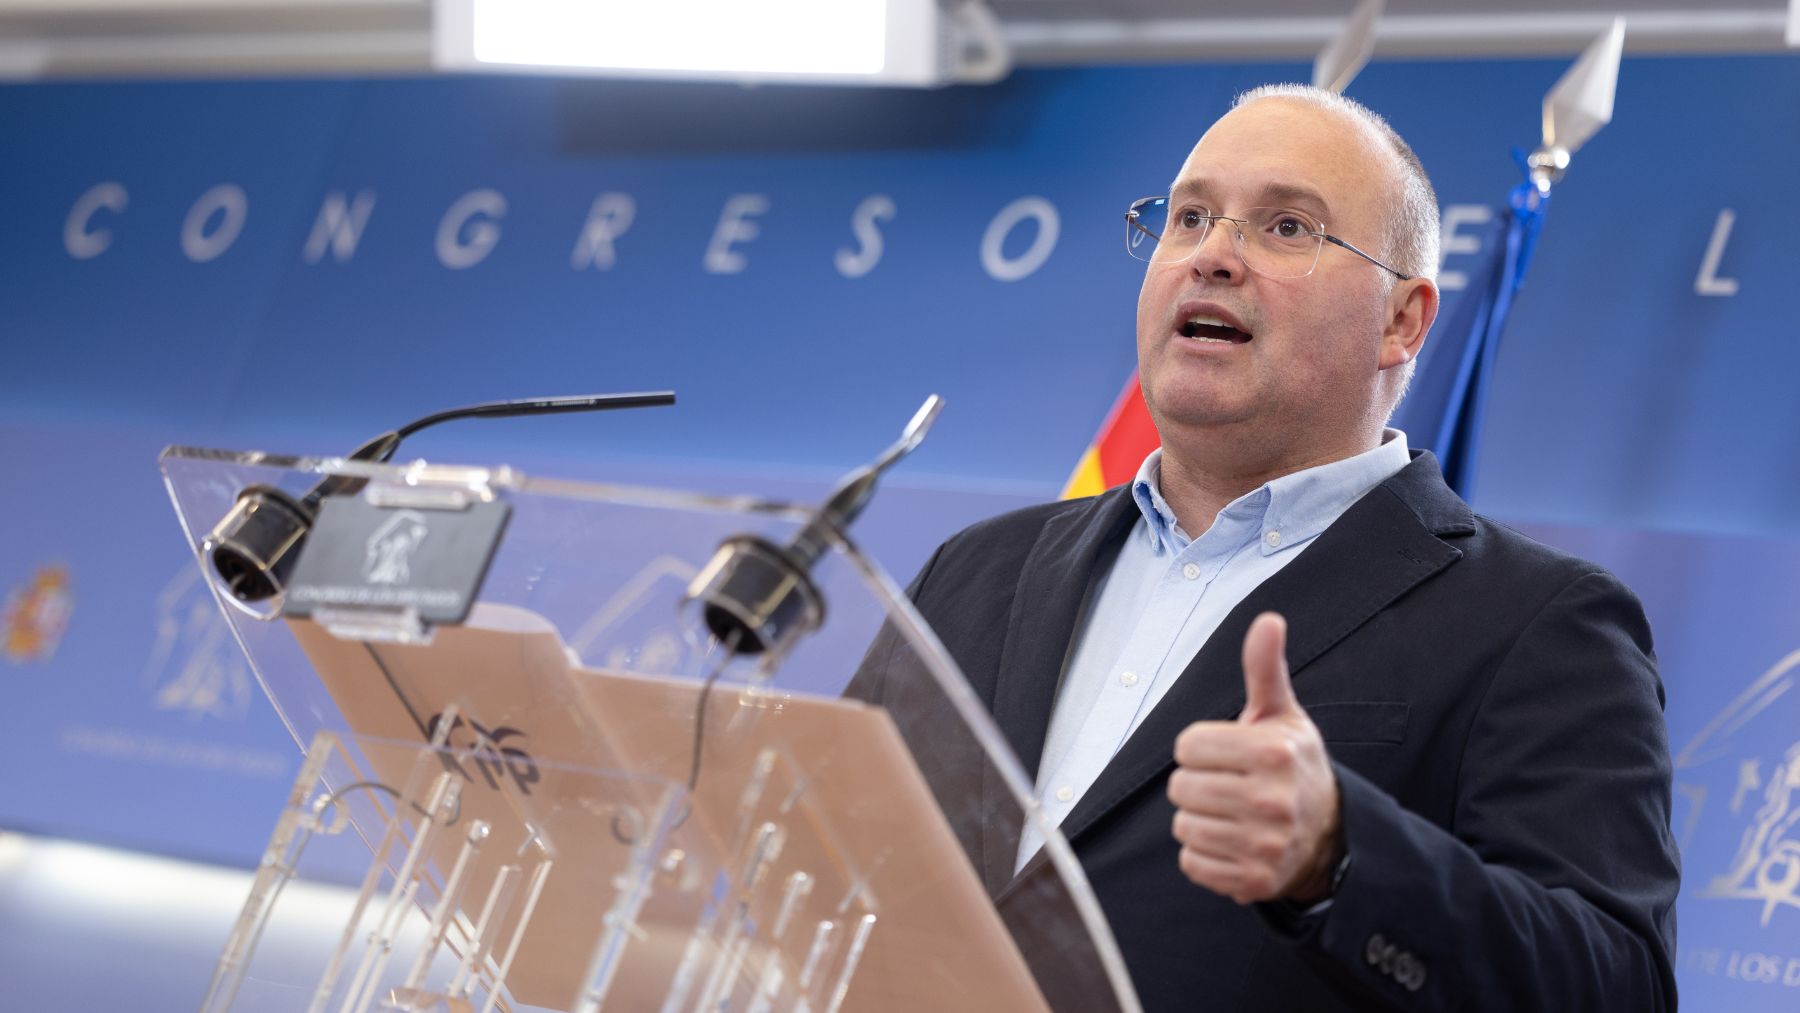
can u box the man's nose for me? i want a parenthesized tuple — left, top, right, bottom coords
(1185, 219, 1246, 280)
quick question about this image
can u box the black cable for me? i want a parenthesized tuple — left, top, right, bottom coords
(390, 392, 676, 446)
(685, 627, 744, 798)
(318, 778, 462, 827)
(610, 628, 743, 846)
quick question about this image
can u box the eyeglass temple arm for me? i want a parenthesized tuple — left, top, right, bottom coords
(1321, 233, 1412, 281)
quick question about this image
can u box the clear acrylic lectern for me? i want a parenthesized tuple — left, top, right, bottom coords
(162, 444, 1142, 1013)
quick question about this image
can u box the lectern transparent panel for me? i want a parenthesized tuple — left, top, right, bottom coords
(163, 446, 1143, 1012)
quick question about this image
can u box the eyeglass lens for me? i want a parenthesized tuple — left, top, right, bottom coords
(1126, 199, 1326, 279)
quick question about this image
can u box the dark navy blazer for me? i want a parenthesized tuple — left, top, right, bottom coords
(849, 452, 1680, 1012)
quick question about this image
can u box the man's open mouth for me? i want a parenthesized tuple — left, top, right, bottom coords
(1178, 314, 1252, 344)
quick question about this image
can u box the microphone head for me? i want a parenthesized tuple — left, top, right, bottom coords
(201, 485, 314, 617)
(684, 534, 825, 660)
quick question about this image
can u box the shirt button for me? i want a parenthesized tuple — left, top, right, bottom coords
(1181, 562, 1201, 580)
(1264, 530, 1282, 548)
(1055, 785, 1074, 803)
(1119, 671, 1139, 687)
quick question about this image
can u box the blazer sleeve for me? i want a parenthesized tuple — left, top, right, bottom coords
(1281, 569, 1681, 1011)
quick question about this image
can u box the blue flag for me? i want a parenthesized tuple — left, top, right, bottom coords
(1392, 161, 1550, 497)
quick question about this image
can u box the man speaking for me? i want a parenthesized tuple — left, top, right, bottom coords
(850, 84, 1679, 1011)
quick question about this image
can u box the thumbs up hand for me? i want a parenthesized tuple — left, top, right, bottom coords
(1167, 612, 1343, 904)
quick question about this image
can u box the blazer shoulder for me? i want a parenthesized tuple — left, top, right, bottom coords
(1455, 512, 1654, 639)
(1464, 512, 1630, 586)
(1374, 457, 1650, 636)
(1374, 454, 1616, 583)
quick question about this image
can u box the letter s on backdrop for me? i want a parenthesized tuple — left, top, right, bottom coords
(835, 194, 896, 279)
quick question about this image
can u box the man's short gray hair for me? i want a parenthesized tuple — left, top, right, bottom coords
(1232, 84, 1440, 283)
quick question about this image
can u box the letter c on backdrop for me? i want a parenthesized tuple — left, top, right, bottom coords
(65, 182, 129, 260)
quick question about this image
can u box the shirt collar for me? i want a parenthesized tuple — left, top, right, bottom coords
(1130, 452, 1185, 552)
(1129, 430, 1412, 556)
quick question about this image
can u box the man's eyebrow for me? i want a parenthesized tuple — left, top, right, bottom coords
(1167, 179, 1332, 217)
(1258, 182, 1331, 216)
(1168, 179, 1210, 203)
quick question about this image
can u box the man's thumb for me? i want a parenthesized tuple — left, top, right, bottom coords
(1239, 611, 1299, 723)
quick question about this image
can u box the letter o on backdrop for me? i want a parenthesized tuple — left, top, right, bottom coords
(182, 184, 249, 263)
(981, 196, 1060, 282)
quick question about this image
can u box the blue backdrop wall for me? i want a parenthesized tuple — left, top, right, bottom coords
(2, 55, 1798, 1008)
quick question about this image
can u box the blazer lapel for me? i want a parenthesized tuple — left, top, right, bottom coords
(1000, 453, 1475, 897)
(976, 486, 1138, 895)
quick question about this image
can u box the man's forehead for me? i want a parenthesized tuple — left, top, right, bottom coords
(1167, 98, 1390, 217)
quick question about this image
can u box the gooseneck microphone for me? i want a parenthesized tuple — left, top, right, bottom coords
(685, 395, 942, 660)
(202, 391, 675, 613)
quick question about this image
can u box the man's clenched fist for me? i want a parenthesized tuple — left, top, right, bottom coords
(1167, 612, 1343, 904)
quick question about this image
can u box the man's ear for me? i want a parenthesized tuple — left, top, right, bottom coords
(1379, 276, 1439, 371)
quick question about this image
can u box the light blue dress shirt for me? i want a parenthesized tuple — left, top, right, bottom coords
(1015, 431, 1413, 872)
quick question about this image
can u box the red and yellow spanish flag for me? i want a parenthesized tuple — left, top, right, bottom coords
(1061, 372, 1161, 499)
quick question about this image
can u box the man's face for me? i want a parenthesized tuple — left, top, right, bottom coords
(1136, 98, 1404, 459)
